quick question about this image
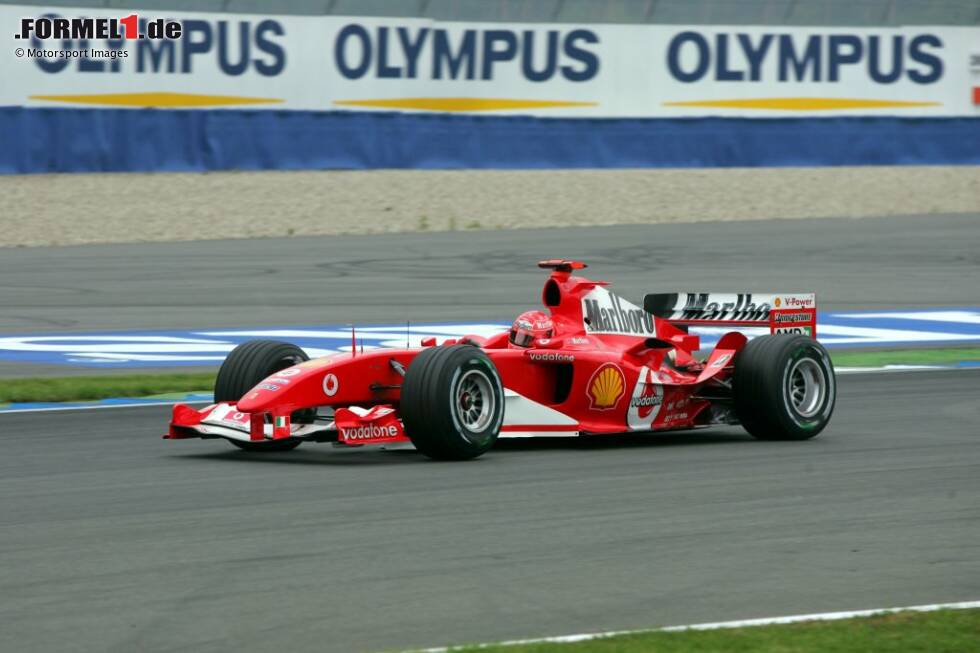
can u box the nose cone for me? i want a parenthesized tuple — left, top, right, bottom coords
(235, 386, 278, 413)
(234, 363, 316, 413)
(229, 352, 356, 413)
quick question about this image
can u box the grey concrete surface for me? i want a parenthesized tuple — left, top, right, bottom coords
(0, 370, 978, 652)
(3, 167, 977, 248)
(1, 213, 977, 336)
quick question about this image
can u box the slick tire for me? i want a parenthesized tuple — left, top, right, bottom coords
(401, 345, 505, 460)
(733, 335, 835, 441)
(214, 340, 311, 452)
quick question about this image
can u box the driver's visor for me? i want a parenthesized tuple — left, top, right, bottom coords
(509, 329, 535, 347)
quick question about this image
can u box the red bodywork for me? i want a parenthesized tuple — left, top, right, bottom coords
(167, 261, 817, 447)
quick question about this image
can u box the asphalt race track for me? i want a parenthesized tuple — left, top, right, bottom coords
(0, 213, 978, 651)
(1, 371, 978, 652)
(1, 214, 978, 335)
(2, 213, 978, 377)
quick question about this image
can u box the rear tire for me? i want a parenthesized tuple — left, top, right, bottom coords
(214, 340, 310, 452)
(401, 345, 504, 460)
(733, 335, 835, 440)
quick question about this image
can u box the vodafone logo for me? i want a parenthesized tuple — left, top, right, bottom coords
(529, 352, 575, 362)
(341, 424, 399, 440)
(626, 366, 665, 430)
(223, 411, 249, 425)
(630, 392, 662, 414)
(322, 373, 339, 397)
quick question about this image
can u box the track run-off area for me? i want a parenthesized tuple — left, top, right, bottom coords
(0, 308, 978, 369)
(0, 213, 978, 651)
(0, 371, 977, 652)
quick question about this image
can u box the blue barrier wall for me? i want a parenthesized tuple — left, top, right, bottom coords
(1, 107, 978, 173)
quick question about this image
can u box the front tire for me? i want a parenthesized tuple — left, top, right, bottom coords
(214, 340, 310, 452)
(401, 345, 504, 460)
(733, 335, 835, 440)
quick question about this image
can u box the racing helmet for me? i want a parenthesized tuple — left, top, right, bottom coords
(509, 310, 553, 348)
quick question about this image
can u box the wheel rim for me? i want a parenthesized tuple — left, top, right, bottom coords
(788, 358, 826, 418)
(455, 369, 496, 435)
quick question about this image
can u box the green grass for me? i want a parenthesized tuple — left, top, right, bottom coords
(0, 372, 215, 404)
(0, 347, 977, 405)
(830, 347, 980, 368)
(447, 608, 980, 653)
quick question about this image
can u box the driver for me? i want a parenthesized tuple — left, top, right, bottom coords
(509, 310, 554, 348)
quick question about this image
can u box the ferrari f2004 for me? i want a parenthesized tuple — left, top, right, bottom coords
(167, 260, 835, 460)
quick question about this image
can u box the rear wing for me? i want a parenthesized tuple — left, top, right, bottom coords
(644, 293, 817, 338)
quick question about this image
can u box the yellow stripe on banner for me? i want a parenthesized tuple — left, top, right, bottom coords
(28, 92, 284, 108)
(333, 97, 597, 112)
(663, 97, 941, 111)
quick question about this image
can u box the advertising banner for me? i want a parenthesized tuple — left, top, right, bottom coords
(3, 4, 979, 117)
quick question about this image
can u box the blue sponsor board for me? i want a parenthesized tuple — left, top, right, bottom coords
(0, 308, 978, 369)
(5, 110, 978, 174)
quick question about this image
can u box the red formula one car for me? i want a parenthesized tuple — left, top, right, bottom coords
(167, 260, 836, 460)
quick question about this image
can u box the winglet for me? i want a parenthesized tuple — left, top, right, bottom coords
(537, 259, 587, 272)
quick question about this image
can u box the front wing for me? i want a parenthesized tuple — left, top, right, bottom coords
(166, 388, 582, 447)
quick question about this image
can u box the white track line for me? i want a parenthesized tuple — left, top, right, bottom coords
(836, 365, 959, 373)
(414, 600, 980, 652)
(0, 399, 212, 415)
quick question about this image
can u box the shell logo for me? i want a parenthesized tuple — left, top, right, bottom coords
(587, 363, 625, 410)
(774, 297, 782, 307)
